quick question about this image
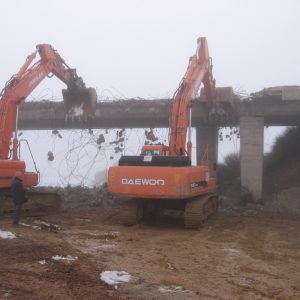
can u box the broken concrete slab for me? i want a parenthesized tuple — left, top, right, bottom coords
(251, 86, 300, 101)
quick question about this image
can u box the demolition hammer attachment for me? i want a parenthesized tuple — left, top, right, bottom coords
(62, 87, 97, 120)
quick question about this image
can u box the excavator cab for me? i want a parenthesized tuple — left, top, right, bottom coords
(141, 145, 169, 156)
(62, 87, 97, 120)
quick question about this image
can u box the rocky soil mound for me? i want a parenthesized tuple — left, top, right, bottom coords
(34, 183, 120, 212)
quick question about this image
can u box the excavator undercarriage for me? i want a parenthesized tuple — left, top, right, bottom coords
(184, 194, 218, 228)
(118, 195, 218, 228)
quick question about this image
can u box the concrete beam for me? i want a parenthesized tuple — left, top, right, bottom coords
(19, 99, 228, 130)
(18, 97, 300, 130)
(19, 100, 171, 130)
(237, 99, 300, 126)
(240, 116, 264, 201)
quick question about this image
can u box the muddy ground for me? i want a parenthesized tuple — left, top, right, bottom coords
(0, 208, 299, 300)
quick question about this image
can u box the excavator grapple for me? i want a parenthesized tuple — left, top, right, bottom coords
(63, 87, 97, 119)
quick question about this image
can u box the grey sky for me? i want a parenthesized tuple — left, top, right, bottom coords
(1, 0, 300, 98)
(1, 0, 299, 186)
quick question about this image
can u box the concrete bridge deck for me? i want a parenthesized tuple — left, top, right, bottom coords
(18, 97, 300, 130)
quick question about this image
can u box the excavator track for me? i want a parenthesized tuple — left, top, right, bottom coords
(0, 190, 61, 217)
(120, 199, 143, 226)
(184, 194, 218, 229)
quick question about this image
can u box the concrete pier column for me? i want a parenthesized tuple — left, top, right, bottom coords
(240, 117, 264, 201)
(196, 126, 218, 177)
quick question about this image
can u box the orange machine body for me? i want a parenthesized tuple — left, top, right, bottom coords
(0, 160, 38, 189)
(109, 165, 215, 199)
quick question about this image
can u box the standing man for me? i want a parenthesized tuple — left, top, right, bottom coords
(11, 171, 27, 225)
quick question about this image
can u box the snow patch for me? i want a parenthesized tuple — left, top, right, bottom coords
(20, 221, 61, 232)
(19, 222, 40, 230)
(38, 260, 47, 265)
(33, 220, 61, 231)
(159, 285, 191, 293)
(97, 244, 116, 251)
(100, 271, 132, 285)
(0, 230, 16, 240)
(76, 218, 92, 222)
(166, 262, 174, 270)
(223, 248, 240, 255)
(51, 255, 78, 262)
(1, 290, 11, 298)
(89, 231, 119, 239)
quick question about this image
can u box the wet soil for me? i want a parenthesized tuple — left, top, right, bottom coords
(0, 209, 299, 299)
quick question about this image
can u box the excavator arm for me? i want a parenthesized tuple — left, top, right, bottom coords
(169, 37, 216, 158)
(0, 44, 96, 215)
(0, 44, 96, 160)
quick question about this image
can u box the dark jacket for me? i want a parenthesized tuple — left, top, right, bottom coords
(11, 177, 27, 205)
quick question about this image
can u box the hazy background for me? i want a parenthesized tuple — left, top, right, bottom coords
(1, 0, 299, 186)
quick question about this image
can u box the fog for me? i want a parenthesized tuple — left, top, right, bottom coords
(1, 0, 299, 186)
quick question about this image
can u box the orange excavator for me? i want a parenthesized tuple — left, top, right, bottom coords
(0, 44, 97, 215)
(108, 37, 218, 228)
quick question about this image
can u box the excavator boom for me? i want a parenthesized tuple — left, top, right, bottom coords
(169, 37, 215, 157)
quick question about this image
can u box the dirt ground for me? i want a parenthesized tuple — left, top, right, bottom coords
(0, 208, 299, 300)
